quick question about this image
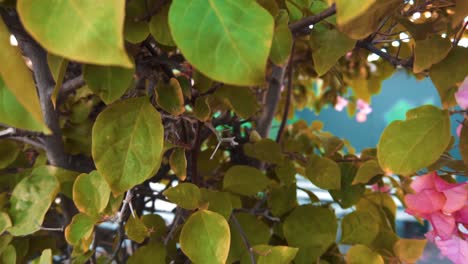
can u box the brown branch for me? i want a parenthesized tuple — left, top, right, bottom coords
(289, 4, 336, 35)
(276, 41, 296, 143)
(356, 40, 413, 69)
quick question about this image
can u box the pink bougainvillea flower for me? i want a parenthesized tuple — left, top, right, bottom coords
(356, 112, 367, 123)
(405, 172, 468, 262)
(371, 183, 391, 193)
(455, 77, 468, 109)
(355, 99, 372, 123)
(334, 96, 348, 111)
(457, 123, 463, 137)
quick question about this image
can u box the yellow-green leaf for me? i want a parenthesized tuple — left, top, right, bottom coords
(393, 239, 427, 263)
(223, 165, 270, 196)
(214, 85, 259, 119)
(92, 97, 164, 195)
(200, 189, 233, 220)
(1, 245, 15, 264)
(305, 155, 341, 190)
(128, 242, 166, 264)
(169, 0, 274, 85)
(155, 78, 185, 116)
(73, 170, 111, 216)
(0, 139, 19, 169)
(8, 166, 60, 236)
(169, 148, 187, 181)
(47, 54, 68, 108)
(83, 64, 134, 104)
(240, 245, 299, 264)
(124, 19, 149, 44)
(270, 11, 292, 66)
(125, 216, 149, 243)
(149, 3, 175, 46)
(0, 20, 48, 133)
(193, 97, 211, 122)
(413, 36, 452, 73)
(352, 160, 383, 185)
(283, 205, 337, 260)
(0, 212, 11, 235)
(377, 105, 451, 176)
(180, 210, 230, 264)
(163, 183, 201, 210)
(17, 0, 132, 67)
(31, 249, 52, 264)
(310, 26, 356, 76)
(244, 138, 284, 164)
(430, 47, 468, 108)
(346, 245, 384, 264)
(65, 213, 96, 249)
(340, 211, 379, 245)
(141, 214, 167, 240)
(335, 0, 376, 26)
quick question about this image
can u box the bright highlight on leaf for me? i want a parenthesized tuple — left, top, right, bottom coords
(168, 0, 274, 85)
(17, 0, 132, 67)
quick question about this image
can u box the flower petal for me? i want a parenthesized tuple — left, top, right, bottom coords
(405, 189, 446, 214)
(455, 77, 468, 110)
(435, 235, 468, 264)
(443, 186, 468, 213)
(410, 172, 437, 192)
(430, 212, 456, 239)
(455, 205, 468, 224)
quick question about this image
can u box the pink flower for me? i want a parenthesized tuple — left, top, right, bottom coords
(371, 183, 391, 193)
(334, 96, 348, 111)
(404, 172, 468, 263)
(457, 124, 463, 137)
(355, 99, 372, 123)
(455, 77, 468, 109)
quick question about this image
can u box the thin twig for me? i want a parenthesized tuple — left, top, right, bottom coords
(9, 136, 45, 149)
(356, 40, 413, 69)
(231, 214, 256, 264)
(276, 41, 296, 143)
(164, 207, 183, 245)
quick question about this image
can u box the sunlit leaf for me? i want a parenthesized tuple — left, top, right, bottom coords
(378, 105, 451, 176)
(17, 0, 132, 67)
(393, 238, 427, 263)
(128, 242, 166, 264)
(340, 211, 379, 245)
(1, 245, 16, 264)
(8, 166, 60, 236)
(180, 210, 230, 264)
(223, 165, 270, 196)
(413, 36, 452, 73)
(0, 212, 11, 234)
(163, 183, 201, 210)
(0, 20, 48, 133)
(65, 213, 96, 251)
(240, 245, 298, 264)
(335, 0, 376, 26)
(0, 139, 19, 169)
(31, 249, 52, 264)
(200, 189, 233, 220)
(346, 245, 384, 264)
(92, 97, 164, 195)
(73, 170, 111, 216)
(305, 154, 341, 190)
(83, 64, 134, 104)
(352, 160, 383, 185)
(169, 148, 187, 181)
(125, 216, 149, 243)
(169, 0, 274, 85)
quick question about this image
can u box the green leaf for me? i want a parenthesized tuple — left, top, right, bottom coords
(47, 54, 68, 107)
(413, 36, 452, 73)
(163, 183, 201, 210)
(310, 26, 356, 76)
(193, 97, 211, 122)
(346, 245, 384, 264)
(283, 205, 337, 259)
(335, 0, 376, 26)
(274, 161, 297, 185)
(0, 212, 11, 234)
(124, 19, 149, 44)
(228, 212, 271, 263)
(393, 239, 427, 263)
(305, 155, 341, 190)
(169, 148, 187, 181)
(0, 140, 19, 169)
(352, 160, 383, 185)
(243, 138, 284, 164)
(240, 245, 299, 264)
(200, 189, 233, 220)
(337, 0, 400, 40)
(65, 213, 96, 249)
(149, 3, 175, 46)
(17, 0, 132, 67)
(83, 65, 134, 104)
(270, 11, 292, 66)
(214, 86, 259, 119)
(155, 78, 185, 116)
(141, 214, 167, 240)
(267, 184, 298, 216)
(430, 47, 468, 108)
(340, 211, 379, 245)
(0, 21, 48, 133)
(125, 216, 149, 243)
(0, 235, 12, 256)
(180, 210, 230, 264)
(223, 165, 270, 196)
(31, 249, 52, 264)
(128, 242, 166, 264)
(55, 168, 80, 199)
(1, 245, 16, 264)
(377, 105, 451, 176)
(73, 170, 111, 216)
(356, 192, 397, 230)
(168, 0, 274, 85)
(453, 0, 468, 26)
(92, 97, 164, 195)
(8, 166, 60, 236)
